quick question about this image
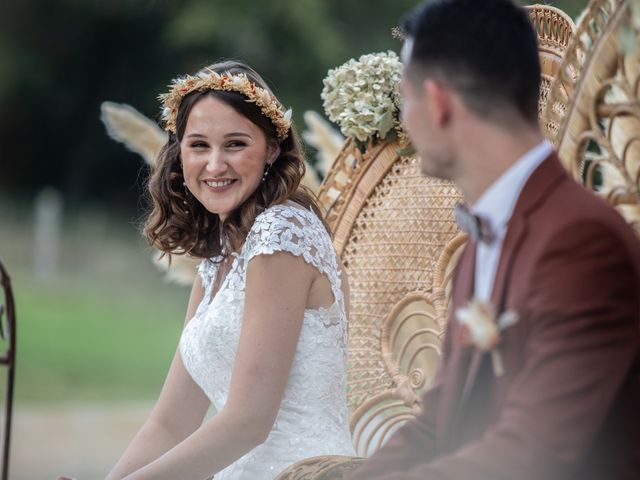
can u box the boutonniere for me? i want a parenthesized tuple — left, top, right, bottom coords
(455, 298, 519, 377)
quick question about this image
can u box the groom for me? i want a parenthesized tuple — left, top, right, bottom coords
(349, 0, 640, 479)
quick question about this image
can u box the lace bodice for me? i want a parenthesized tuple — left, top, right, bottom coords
(179, 204, 355, 479)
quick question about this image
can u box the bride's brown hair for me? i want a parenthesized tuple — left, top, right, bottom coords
(144, 60, 325, 260)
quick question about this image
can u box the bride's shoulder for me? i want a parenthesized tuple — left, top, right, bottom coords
(245, 202, 331, 256)
(253, 201, 324, 232)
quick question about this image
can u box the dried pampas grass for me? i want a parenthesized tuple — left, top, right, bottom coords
(302, 110, 345, 178)
(100, 102, 167, 167)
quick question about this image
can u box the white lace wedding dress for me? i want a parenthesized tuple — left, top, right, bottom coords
(179, 203, 355, 479)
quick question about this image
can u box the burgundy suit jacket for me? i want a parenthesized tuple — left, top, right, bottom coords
(349, 154, 640, 480)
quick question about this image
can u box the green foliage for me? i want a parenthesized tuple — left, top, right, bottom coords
(14, 275, 184, 402)
(0, 207, 187, 403)
(0, 0, 589, 214)
(0, 0, 417, 215)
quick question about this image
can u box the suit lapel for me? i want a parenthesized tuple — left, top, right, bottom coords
(436, 239, 476, 446)
(459, 153, 567, 402)
(460, 216, 528, 399)
(453, 239, 477, 310)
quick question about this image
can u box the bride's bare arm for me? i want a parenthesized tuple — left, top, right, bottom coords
(120, 251, 317, 480)
(105, 276, 211, 480)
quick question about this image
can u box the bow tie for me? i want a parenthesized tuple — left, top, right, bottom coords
(454, 203, 495, 244)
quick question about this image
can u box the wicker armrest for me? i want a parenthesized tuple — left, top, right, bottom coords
(274, 455, 366, 480)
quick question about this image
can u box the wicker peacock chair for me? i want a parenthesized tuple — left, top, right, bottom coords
(275, 4, 577, 479)
(543, 0, 640, 235)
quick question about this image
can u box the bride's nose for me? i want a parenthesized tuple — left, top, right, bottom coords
(204, 149, 227, 174)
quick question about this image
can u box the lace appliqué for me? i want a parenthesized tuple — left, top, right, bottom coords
(197, 256, 221, 297)
(245, 205, 347, 340)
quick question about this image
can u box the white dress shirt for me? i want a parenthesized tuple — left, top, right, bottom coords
(472, 141, 553, 302)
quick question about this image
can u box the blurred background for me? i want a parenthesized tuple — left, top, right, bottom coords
(0, 0, 588, 478)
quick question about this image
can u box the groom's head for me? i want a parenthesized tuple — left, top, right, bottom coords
(399, 0, 541, 179)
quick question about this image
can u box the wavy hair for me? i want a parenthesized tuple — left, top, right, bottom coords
(144, 60, 326, 260)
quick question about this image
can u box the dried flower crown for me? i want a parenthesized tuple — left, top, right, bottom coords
(158, 68, 292, 141)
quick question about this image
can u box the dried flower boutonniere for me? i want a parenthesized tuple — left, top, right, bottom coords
(455, 298, 519, 376)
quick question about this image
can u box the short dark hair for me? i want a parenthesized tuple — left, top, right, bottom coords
(401, 0, 541, 125)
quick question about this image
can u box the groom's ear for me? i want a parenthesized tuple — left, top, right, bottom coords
(423, 79, 452, 128)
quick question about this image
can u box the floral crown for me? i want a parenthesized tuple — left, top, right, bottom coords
(158, 68, 292, 141)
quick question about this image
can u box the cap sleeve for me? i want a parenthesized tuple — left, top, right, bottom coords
(244, 204, 342, 303)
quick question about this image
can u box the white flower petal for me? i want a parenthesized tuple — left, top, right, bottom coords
(497, 311, 519, 330)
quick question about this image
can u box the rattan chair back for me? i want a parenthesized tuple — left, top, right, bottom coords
(315, 5, 576, 457)
(544, 0, 640, 234)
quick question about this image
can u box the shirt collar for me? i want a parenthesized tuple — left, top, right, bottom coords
(472, 140, 553, 236)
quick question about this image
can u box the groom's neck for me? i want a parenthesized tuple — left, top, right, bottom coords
(453, 120, 545, 205)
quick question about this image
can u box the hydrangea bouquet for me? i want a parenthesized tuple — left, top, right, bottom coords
(321, 51, 410, 153)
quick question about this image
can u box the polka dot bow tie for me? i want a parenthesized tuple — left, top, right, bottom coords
(454, 203, 495, 244)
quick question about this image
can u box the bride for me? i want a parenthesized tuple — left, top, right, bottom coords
(105, 60, 355, 479)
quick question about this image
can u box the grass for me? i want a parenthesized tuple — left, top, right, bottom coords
(14, 276, 184, 402)
(0, 202, 190, 403)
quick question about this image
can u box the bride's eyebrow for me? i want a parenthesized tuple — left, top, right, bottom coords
(224, 132, 252, 138)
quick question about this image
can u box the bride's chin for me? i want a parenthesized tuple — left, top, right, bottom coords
(205, 204, 234, 220)
(201, 194, 249, 220)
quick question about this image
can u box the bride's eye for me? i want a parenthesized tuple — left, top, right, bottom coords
(227, 141, 247, 149)
(190, 141, 208, 149)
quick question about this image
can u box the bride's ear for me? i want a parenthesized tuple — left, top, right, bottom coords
(267, 141, 281, 166)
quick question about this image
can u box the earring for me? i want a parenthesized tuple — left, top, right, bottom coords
(182, 181, 189, 214)
(262, 163, 272, 182)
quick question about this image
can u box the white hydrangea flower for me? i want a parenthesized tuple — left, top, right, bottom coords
(321, 51, 403, 143)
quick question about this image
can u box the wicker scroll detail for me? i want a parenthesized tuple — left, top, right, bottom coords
(527, 5, 577, 125)
(349, 294, 440, 457)
(544, 0, 640, 233)
(381, 293, 443, 398)
(544, 0, 619, 152)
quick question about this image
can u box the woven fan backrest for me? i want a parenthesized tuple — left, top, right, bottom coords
(543, 0, 640, 235)
(315, 5, 576, 457)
